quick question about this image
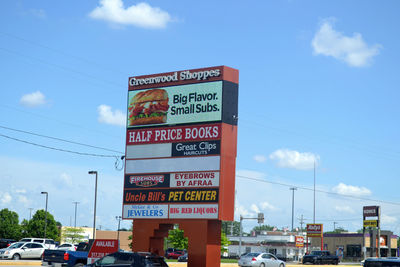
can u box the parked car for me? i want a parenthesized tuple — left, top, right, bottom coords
(177, 253, 188, 262)
(302, 250, 339, 265)
(57, 243, 77, 251)
(0, 239, 16, 249)
(166, 250, 185, 259)
(363, 257, 400, 267)
(87, 251, 168, 267)
(42, 241, 91, 267)
(0, 242, 46, 260)
(19, 238, 56, 249)
(238, 252, 286, 267)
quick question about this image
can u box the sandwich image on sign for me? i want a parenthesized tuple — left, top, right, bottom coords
(128, 89, 169, 126)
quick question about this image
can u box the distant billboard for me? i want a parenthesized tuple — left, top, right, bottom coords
(363, 206, 379, 217)
(306, 223, 323, 237)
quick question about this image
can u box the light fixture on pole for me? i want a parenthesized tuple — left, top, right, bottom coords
(73, 202, 80, 227)
(116, 216, 122, 241)
(88, 171, 98, 240)
(290, 187, 297, 231)
(41, 192, 48, 238)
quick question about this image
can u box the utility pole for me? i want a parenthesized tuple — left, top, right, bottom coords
(313, 160, 316, 224)
(73, 202, 79, 227)
(28, 208, 33, 220)
(333, 222, 338, 231)
(299, 215, 305, 233)
(290, 187, 297, 231)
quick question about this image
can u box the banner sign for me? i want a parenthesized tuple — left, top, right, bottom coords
(363, 220, 378, 228)
(169, 204, 218, 219)
(172, 140, 220, 157)
(127, 82, 223, 128)
(123, 205, 169, 219)
(170, 171, 219, 188)
(124, 188, 219, 204)
(295, 236, 304, 247)
(126, 123, 221, 145)
(87, 239, 118, 264)
(306, 224, 323, 237)
(363, 206, 379, 217)
(124, 174, 170, 189)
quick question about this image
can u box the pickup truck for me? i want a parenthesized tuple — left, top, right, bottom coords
(42, 241, 92, 267)
(302, 250, 339, 265)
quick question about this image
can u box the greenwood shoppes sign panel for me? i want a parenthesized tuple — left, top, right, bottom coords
(122, 66, 238, 220)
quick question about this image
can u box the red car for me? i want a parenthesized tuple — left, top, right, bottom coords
(166, 250, 185, 259)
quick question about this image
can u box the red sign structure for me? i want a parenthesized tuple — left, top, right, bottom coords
(124, 66, 239, 267)
(87, 239, 119, 264)
(295, 236, 304, 247)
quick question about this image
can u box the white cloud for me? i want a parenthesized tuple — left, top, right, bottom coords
(18, 195, 29, 206)
(89, 0, 172, 29)
(312, 19, 381, 67)
(253, 155, 267, 163)
(59, 173, 73, 188)
(381, 214, 397, 224)
(332, 183, 371, 197)
(250, 204, 260, 214)
(1, 192, 12, 204)
(335, 205, 354, 214)
(260, 201, 277, 211)
(97, 105, 126, 126)
(269, 149, 319, 170)
(15, 189, 26, 194)
(20, 91, 47, 107)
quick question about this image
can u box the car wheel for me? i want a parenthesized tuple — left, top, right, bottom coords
(279, 264, 284, 267)
(260, 263, 265, 267)
(334, 260, 338, 265)
(73, 263, 84, 267)
(12, 254, 21, 260)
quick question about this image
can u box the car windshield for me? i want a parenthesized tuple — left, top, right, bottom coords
(311, 251, 322, 256)
(8, 242, 25, 249)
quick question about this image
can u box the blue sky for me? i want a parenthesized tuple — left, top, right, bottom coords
(1, 0, 399, 234)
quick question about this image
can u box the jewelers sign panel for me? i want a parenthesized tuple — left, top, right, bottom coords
(123, 66, 238, 220)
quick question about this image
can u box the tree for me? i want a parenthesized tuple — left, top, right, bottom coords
(0, 208, 21, 239)
(222, 221, 241, 235)
(166, 228, 188, 250)
(61, 227, 85, 243)
(26, 210, 60, 241)
(221, 232, 230, 253)
(325, 227, 348, 234)
(252, 224, 277, 233)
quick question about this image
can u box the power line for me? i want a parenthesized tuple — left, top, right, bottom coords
(0, 133, 119, 158)
(0, 125, 124, 154)
(236, 175, 400, 206)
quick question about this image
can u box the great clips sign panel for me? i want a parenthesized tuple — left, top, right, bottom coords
(123, 66, 238, 221)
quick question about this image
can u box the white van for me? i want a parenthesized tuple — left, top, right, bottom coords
(19, 238, 56, 249)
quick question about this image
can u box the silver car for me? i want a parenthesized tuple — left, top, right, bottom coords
(238, 252, 286, 267)
(0, 242, 45, 260)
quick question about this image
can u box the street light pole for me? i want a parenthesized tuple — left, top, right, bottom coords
(73, 202, 80, 227)
(313, 160, 316, 223)
(88, 171, 98, 240)
(116, 216, 122, 241)
(290, 187, 297, 231)
(41, 192, 48, 238)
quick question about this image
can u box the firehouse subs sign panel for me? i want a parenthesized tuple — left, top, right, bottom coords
(123, 66, 238, 220)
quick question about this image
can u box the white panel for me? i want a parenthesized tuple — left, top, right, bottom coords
(169, 204, 218, 219)
(126, 143, 171, 159)
(125, 156, 220, 174)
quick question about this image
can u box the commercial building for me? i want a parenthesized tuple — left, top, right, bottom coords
(227, 231, 307, 260)
(310, 230, 399, 261)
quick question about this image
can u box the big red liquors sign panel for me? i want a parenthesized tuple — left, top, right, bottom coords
(123, 66, 238, 220)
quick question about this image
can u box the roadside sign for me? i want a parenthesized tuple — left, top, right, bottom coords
(306, 223, 323, 237)
(87, 239, 119, 264)
(295, 236, 304, 247)
(363, 220, 378, 227)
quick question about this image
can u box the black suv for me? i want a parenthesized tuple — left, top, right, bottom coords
(363, 258, 400, 267)
(87, 252, 168, 267)
(0, 239, 16, 249)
